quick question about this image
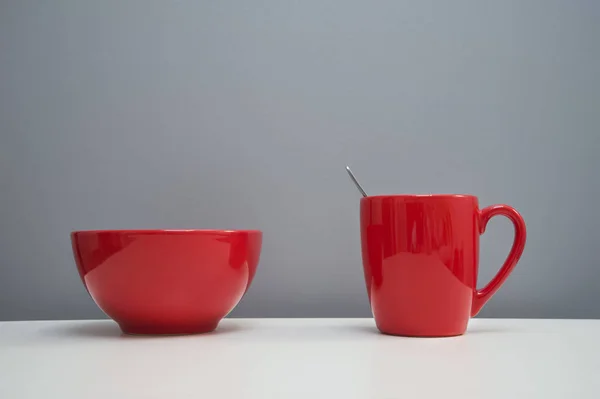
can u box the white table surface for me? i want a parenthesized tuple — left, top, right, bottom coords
(1, 318, 599, 398)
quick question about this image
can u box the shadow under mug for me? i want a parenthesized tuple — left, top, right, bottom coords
(360, 194, 526, 337)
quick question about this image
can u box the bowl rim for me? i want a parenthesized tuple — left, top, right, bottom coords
(71, 229, 262, 236)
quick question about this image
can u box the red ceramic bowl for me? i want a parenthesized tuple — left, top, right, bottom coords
(71, 229, 262, 335)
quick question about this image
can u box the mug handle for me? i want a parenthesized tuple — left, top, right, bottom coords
(471, 204, 527, 317)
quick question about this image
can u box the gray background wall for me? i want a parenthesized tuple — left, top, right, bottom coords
(1, 0, 598, 321)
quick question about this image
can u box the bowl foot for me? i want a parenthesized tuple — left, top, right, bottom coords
(119, 321, 220, 335)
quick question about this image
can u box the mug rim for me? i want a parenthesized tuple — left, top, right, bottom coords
(361, 194, 477, 200)
(71, 229, 262, 236)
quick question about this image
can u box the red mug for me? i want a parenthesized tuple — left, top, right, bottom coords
(360, 195, 526, 337)
(71, 229, 262, 335)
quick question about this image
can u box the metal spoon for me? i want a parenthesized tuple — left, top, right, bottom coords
(345, 166, 368, 197)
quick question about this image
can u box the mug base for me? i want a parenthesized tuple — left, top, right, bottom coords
(379, 329, 465, 338)
(376, 322, 467, 338)
(119, 321, 219, 335)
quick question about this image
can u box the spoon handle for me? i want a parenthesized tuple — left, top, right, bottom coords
(346, 166, 368, 197)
